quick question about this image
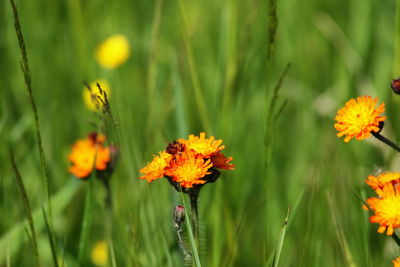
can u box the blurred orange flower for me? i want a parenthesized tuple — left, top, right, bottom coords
(365, 183, 400, 235)
(334, 96, 386, 142)
(366, 172, 400, 190)
(68, 133, 111, 178)
(139, 132, 234, 189)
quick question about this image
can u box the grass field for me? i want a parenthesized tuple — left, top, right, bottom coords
(1, 0, 400, 266)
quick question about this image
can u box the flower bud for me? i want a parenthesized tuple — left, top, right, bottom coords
(391, 78, 400, 94)
(173, 205, 185, 227)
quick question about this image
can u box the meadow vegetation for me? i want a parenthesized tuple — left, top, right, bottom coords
(1, 0, 399, 266)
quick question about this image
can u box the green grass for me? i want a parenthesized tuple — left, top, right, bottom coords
(1, 0, 400, 266)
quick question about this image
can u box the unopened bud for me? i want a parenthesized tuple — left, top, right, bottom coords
(391, 78, 400, 94)
(173, 205, 185, 227)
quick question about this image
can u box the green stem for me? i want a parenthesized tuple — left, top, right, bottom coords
(371, 132, 400, 153)
(189, 191, 200, 250)
(101, 179, 113, 214)
(176, 227, 191, 262)
(393, 232, 400, 247)
(78, 179, 93, 266)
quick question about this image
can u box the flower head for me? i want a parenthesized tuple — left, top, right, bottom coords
(68, 133, 111, 178)
(139, 133, 234, 190)
(96, 34, 130, 69)
(179, 132, 224, 158)
(140, 151, 172, 183)
(365, 183, 400, 235)
(165, 150, 213, 188)
(83, 79, 110, 112)
(366, 172, 400, 190)
(334, 96, 386, 142)
(393, 256, 400, 267)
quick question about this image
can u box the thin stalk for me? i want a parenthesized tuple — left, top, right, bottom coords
(176, 226, 191, 262)
(10, 152, 40, 267)
(78, 179, 94, 266)
(179, 191, 201, 267)
(9, 0, 52, 223)
(102, 179, 113, 213)
(42, 207, 59, 267)
(189, 191, 200, 249)
(393, 232, 400, 247)
(102, 179, 115, 267)
(371, 132, 400, 153)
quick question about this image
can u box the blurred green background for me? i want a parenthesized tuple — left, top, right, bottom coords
(1, 0, 400, 266)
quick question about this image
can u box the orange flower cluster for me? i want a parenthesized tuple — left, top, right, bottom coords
(334, 96, 386, 142)
(140, 132, 234, 189)
(68, 133, 111, 178)
(364, 172, 400, 235)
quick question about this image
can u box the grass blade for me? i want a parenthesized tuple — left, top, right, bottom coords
(10, 152, 40, 267)
(179, 192, 201, 267)
(271, 209, 289, 267)
(267, 0, 278, 62)
(9, 0, 52, 223)
(42, 207, 59, 267)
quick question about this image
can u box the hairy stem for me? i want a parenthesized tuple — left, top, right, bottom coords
(189, 191, 200, 250)
(372, 132, 400, 153)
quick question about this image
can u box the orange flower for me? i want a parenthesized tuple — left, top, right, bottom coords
(68, 133, 111, 178)
(393, 256, 400, 267)
(165, 150, 213, 188)
(334, 96, 386, 142)
(179, 132, 224, 158)
(366, 183, 400, 235)
(366, 172, 400, 190)
(211, 152, 235, 170)
(140, 151, 172, 183)
(139, 133, 234, 190)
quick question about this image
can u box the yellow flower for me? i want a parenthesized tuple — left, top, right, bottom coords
(95, 34, 130, 69)
(366, 183, 400, 235)
(165, 150, 213, 188)
(68, 133, 111, 178)
(334, 96, 386, 142)
(366, 172, 400, 190)
(393, 256, 400, 267)
(91, 241, 108, 266)
(140, 151, 173, 183)
(179, 132, 224, 158)
(83, 79, 110, 112)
